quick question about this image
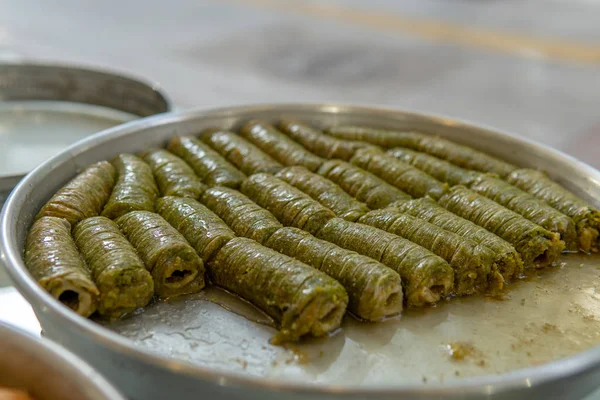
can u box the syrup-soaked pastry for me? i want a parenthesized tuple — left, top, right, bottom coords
(25, 217, 99, 317)
(210, 237, 348, 344)
(318, 160, 410, 209)
(437, 186, 565, 267)
(116, 211, 205, 297)
(327, 125, 516, 177)
(317, 218, 454, 307)
(358, 209, 502, 294)
(508, 168, 600, 253)
(141, 148, 206, 199)
(73, 216, 153, 317)
(102, 154, 158, 219)
(351, 147, 448, 200)
(36, 161, 116, 225)
(167, 136, 246, 188)
(279, 119, 372, 161)
(240, 173, 335, 236)
(200, 129, 283, 175)
(239, 120, 324, 172)
(200, 186, 282, 245)
(156, 196, 236, 262)
(275, 166, 370, 222)
(389, 148, 578, 251)
(265, 227, 403, 321)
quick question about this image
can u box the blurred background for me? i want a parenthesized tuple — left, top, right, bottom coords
(1, 0, 598, 167)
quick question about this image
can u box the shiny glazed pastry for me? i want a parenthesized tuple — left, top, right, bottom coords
(265, 227, 403, 321)
(438, 186, 565, 267)
(325, 125, 424, 149)
(326, 125, 517, 177)
(239, 120, 324, 172)
(317, 218, 454, 307)
(390, 197, 523, 281)
(275, 166, 370, 222)
(279, 119, 371, 161)
(102, 154, 158, 219)
(350, 147, 448, 200)
(36, 161, 116, 226)
(200, 186, 282, 245)
(116, 211, 205, 297)
(73, 216, 153, 318)
(141, 148, 207, 199)
(389, 148, 578, 251)
(156, 196, 236, 262)
(359, 209, 502, 294)
(209, 237, 349, 344)
(167, 136, 246, 188)
(508, 168, 600, 253)
(201, 129, 283, 175)
(241, 173, 336, 236)
(388, 147, 481, 186)
(470, 175, 578, 251)
(318, 160, 410, 209)
(25, 217, 98, 317)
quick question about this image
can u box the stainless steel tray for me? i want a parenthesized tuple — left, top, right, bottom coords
(2, 104, 600, 400)
(0, 62, 172, 205)
(0, 62, 171, 118)
(0, 322, 125, 400)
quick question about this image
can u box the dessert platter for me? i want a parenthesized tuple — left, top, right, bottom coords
(3, 104, 600, 400)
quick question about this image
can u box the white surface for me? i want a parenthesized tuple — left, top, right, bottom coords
(0, 287, 40, 336)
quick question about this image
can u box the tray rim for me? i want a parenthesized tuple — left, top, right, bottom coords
(0, 321, 125, 400)
(0, 60, 173, 114)
(2, 102, 600, 397)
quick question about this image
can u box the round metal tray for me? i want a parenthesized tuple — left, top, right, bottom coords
(2, 104, 600, 400)
(0, 62, 171, 117)
(0, 322, 125, 400)
(0, 62, 172, 204)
